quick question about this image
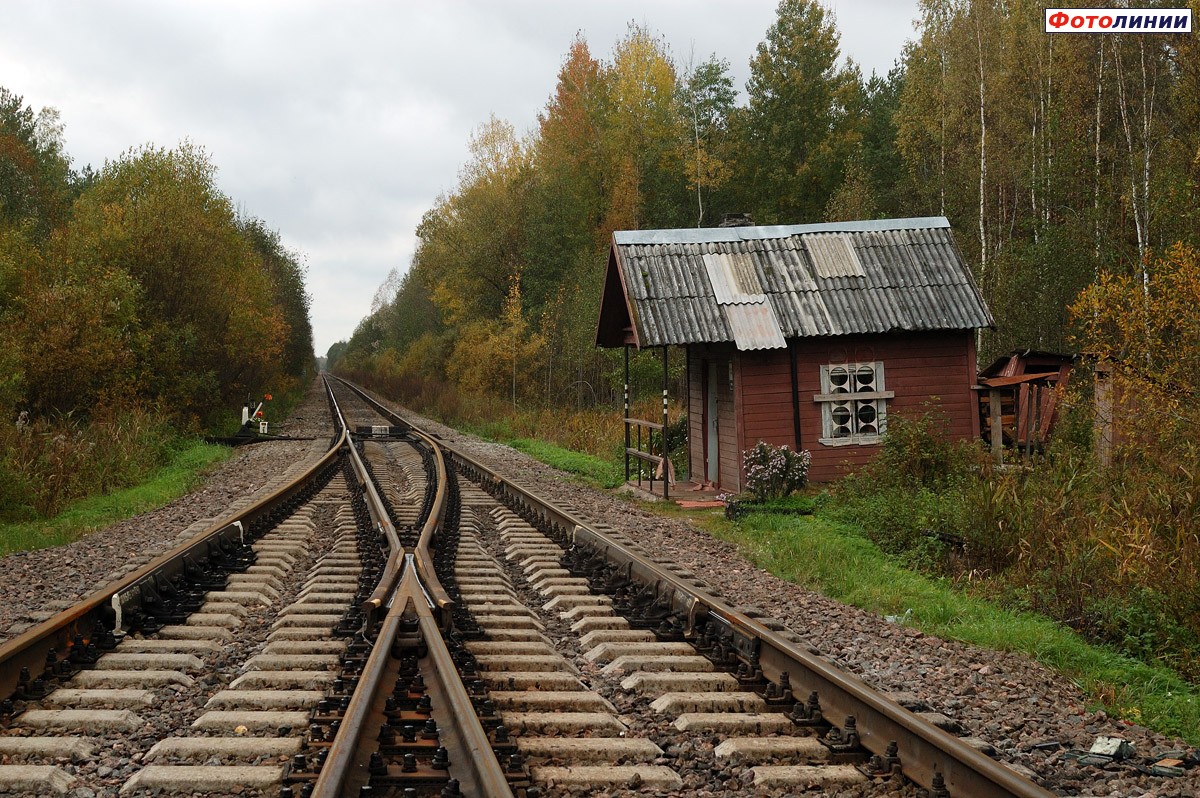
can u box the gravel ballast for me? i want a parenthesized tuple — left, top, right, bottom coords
(4, 376, 1197, 797)
(0, 378, 332, 644)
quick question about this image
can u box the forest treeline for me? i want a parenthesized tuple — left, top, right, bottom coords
(333, 0, 1200, 413)
(0, 86, 314, 518)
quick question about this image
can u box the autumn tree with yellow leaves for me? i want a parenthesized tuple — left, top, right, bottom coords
(0, 91, 314, 518)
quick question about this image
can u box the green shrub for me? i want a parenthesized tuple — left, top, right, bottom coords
(869, 407, 975, 491)
(1084, 588, 1200, 674)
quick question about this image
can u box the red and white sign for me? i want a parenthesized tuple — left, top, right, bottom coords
(1045, 8, 1192, 32)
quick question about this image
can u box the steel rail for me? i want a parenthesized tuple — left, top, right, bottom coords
(329, 377, 454, 621)
(346, 438, 403, 629)
(313, 379, 509, 797)
(413, 573, 515, 798)
(331, 377, 1055, 798)
(469, 458, 1055, 798)
(309, 384, 407, 797)
(408, 426, 453, 625)
(309, 607, 402, 797)
(0, 386, 349, 703)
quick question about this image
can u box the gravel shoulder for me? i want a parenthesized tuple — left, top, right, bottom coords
(0, 378, 333, 644)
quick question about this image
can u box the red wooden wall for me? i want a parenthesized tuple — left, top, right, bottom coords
(687, 330, 978, 488)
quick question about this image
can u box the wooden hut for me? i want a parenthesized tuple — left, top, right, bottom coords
(595, 217, 994, 489)
(974, 349, 1075, 461)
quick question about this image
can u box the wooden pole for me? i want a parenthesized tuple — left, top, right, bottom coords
(1024, 385, 1034, 460)
(663, 345, 670, 500)
(624, 346, 630, 485)
(1032, 383, 1043, 456)
(989, 389, 1003, 465)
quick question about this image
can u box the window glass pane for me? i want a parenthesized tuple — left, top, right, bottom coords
(829, 366, 849, 392)
(832, 403, 852, 437)
(854, 364, 875, 391)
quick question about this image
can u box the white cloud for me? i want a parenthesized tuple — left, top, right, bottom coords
(0, 0, 919, 355)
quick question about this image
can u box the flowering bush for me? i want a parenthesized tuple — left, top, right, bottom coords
(743, 441, 811, 502)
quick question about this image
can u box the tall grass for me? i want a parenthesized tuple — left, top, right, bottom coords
(0, 440, 230, 556)
(829, 405, 1200, 683)
(701, 508, 1200, 742)
(338, 365, 682, 466)
(0, 407, 182, 521)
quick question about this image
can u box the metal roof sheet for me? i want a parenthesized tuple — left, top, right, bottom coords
(703, 253, 767, 304)
(806, 233, 865, 278)
(613, 216, 951, 246)
(724, 302, 788, 350)
(609, 218, 992, 348)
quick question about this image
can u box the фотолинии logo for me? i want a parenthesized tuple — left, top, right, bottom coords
(1045, 8, 1193, 33)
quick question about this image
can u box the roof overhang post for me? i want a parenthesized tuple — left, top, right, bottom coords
(624, 345, 630, 485)
(662, 345, 669, 501)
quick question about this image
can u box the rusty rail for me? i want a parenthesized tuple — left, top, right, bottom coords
(330, 377, 453, 622)
(314, 377, 508, 797)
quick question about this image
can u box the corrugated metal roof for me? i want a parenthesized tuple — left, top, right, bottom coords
(613, 216, 951, 246)
(724, 302, 788, 350)
(608, 217, 993, 349)
(704, 253, 765, 304)
(806, 233, 865, 278)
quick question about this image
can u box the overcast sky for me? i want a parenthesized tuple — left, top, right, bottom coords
(1, 0, 921, 356)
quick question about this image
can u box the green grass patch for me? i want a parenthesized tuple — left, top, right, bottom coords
(0, 440, 231, 556)
(505, 438, 623, 489)
(459, 418, 519, 444)
(697, 508, 1200, 743)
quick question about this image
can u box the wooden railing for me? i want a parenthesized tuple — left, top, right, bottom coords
(624, 417, 671, 499)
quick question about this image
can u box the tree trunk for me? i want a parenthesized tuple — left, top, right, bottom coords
(1094, 38, 1104, 267)
(975, 12, 988, 352)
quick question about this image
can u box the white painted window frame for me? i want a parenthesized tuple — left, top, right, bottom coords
(815, 361, 893, 446)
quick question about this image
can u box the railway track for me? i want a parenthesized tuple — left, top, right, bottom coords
(0, 376, 1060, 797)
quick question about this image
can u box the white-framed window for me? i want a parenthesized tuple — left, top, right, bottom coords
(815, 362, 893, 446)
